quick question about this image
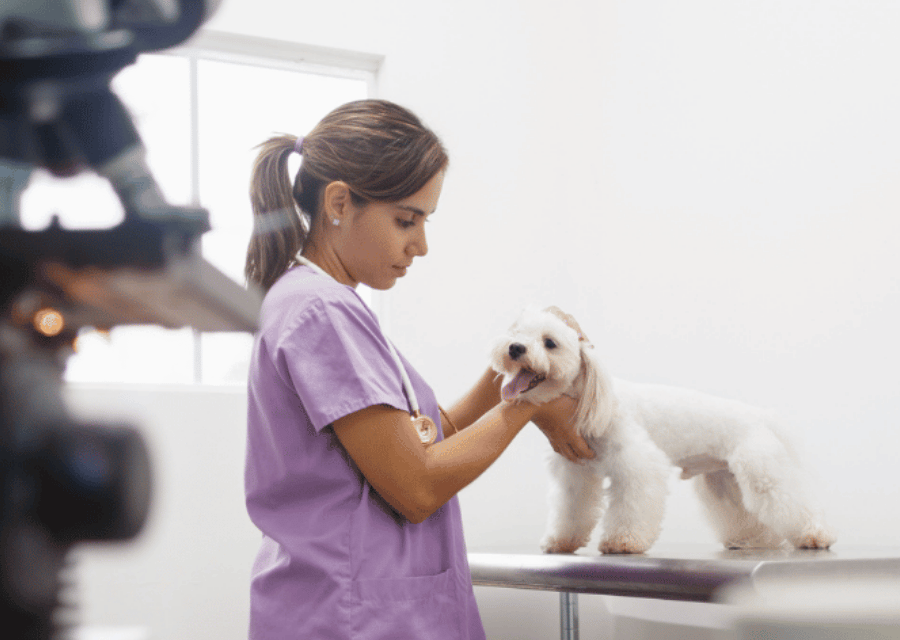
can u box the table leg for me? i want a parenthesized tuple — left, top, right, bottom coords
(560, 592, 579, 640)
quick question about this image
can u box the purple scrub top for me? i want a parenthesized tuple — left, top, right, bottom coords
(245, 265, 485, 640)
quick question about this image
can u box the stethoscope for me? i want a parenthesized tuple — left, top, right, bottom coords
(294, 253, 438, 444)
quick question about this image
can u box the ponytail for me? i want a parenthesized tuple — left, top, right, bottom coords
(245, 135, 308, 291)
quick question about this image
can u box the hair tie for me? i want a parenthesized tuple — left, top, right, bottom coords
(293, 136, 304, 155)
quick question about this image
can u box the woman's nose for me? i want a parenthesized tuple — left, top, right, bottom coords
(409, 227, 428, 257)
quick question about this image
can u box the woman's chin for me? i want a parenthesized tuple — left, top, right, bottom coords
(365, 277, 398, 291)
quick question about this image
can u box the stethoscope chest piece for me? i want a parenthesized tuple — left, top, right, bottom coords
(411, 411, 437, 445)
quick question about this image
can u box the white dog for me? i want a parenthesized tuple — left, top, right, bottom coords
(490, 306, 836, 554)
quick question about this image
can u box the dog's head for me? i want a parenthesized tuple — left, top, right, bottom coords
(489, 306, 615, 435)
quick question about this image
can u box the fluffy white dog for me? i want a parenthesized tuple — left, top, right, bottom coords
(490, 306, 836, 555)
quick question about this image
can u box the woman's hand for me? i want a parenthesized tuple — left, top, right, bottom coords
(531, 395, 595, 463)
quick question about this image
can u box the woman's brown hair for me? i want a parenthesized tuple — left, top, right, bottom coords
(245, 99, 449, 291)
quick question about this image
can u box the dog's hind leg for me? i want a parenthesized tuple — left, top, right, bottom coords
(693, 470, 784, 549)
(725, 435, 836, 549)
(598, 428, 670, 554)
(540, 456, 605, 554)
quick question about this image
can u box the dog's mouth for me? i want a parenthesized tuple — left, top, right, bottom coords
(501, 368, 547, 401)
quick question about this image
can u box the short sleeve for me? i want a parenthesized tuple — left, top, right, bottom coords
(273, 293, 409, 432)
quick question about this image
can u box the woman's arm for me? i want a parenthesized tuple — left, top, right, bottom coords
(442, 367, 595, 463)
(332, 399, 536, 523)
(331, 393, 592, 524)
(441, 367, 502, 435)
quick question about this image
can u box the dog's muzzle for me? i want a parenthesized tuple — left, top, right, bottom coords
(501, 344, 547, 401)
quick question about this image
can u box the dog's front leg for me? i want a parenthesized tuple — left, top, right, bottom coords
(540, 454, 605, 554)
(598, 425, 670, 554)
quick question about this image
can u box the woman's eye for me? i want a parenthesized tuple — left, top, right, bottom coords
(397, 218, 416, 229)
(544, 338, 557, 349)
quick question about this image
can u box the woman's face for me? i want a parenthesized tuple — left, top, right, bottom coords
(336, 170, 444, 290)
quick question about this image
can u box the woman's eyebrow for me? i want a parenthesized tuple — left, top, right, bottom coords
(396, 204, 433, 217)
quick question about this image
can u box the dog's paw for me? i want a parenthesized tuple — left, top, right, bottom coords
(540, 535, 587, 554)
(599, 533, 652, 555)
(793, 528, 837, 550)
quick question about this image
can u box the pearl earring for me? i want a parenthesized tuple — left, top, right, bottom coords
(332, 219, 340, 226)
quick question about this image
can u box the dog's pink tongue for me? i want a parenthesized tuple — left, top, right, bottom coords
(501, 370, 539, 401)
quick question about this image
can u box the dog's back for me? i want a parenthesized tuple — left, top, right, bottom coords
(610, 378, 798, 468)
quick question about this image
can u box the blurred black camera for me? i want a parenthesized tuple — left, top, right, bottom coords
(1, 1, 260, 638)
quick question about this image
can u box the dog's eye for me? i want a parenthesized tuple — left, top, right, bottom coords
(544, 338, 557, 350)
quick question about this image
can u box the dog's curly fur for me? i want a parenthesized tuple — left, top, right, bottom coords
(490, 306, 836, 555)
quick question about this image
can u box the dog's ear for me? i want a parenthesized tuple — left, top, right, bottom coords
(572, 344, 616, 437)
(544, 306, 590, 344)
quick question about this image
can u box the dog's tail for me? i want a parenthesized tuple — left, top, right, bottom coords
(573, 345, 617, 437)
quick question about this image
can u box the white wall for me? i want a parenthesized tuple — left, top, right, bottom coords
(65, 386, 259, 640)
(65, 1, 900, 639)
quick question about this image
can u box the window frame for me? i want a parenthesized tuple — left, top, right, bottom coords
(170, 31, 382, 384)
(65, 31, 383, 387)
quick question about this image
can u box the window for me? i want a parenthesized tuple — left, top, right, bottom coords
(18, 32, 377, 385)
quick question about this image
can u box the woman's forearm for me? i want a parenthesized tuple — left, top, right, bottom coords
(417, 399, 536, 519)
(444, 366, 503, 433)
(332, 398, 537, 524)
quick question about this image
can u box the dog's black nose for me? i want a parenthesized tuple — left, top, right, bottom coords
(509, 343, 527, 360)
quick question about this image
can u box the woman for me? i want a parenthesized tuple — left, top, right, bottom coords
(244, 99, 593, 639)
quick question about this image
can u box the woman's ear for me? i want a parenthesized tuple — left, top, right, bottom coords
(322, 181, 354, 226)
